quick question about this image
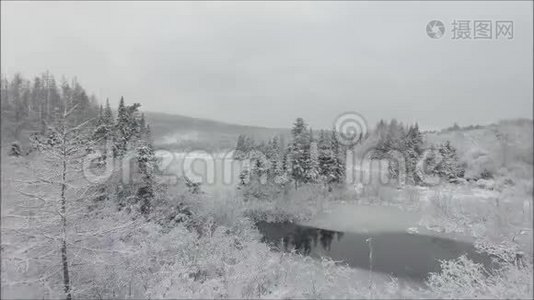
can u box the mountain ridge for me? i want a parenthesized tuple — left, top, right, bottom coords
(144, 111, 290, 152)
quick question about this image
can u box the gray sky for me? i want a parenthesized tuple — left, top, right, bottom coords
(1, 1, 532, 130)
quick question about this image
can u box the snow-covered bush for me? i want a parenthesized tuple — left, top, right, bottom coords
(146, 217, 407, 299)
(426, 255, 533, 299)
(426, 255, 489, 298)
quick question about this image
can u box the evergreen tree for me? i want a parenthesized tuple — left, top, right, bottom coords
(304, 130, 320, 183)
(113, 97, 141, 157)
(103, 98, 114, 125)
(234, 134, 246, 159)
(114, 97, 127, 156)
(97, 104, 104, 122)
(402, 124, 424, 184)
(92, 99, 115, 144)
(136, 141, 157, 215)
(422, 144, 441, 177)
(250, 151, 270, 185)
(318, 130, 334, 184)
(289, 118, 309, 189)
(436, 141, 464, 180)
(266, 136, 283, 178)
(330, 127, 345, 185)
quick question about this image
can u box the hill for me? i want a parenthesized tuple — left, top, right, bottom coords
(144, 112, 290, 152)
(423, 119, 533, 179)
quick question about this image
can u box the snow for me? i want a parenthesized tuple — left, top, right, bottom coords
(301, 202, 421, 234)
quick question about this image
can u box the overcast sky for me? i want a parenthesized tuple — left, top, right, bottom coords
(1, 1, 532, 130)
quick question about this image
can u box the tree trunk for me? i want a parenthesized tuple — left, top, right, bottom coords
(60, 136, 72, 300)
(61, 237, 71, 300)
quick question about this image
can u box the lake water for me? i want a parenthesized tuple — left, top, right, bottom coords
(256, 221, 492, 281)
(162, 152, 494, 281)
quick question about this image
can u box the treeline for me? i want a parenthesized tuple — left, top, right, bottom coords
(235, 117, 347, 199)
(2, 72, 159, 215)
(1, 72, 99, 142)
(5, 73, 169, 299)
(370, 119, 464, 184)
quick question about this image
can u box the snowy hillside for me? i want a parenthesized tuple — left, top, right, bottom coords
(145, 112, 290, 151)
(424, 119, 533, 179)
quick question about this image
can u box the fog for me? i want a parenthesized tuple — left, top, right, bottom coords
(2, 1, 532, 129)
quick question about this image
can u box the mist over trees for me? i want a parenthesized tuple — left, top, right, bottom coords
(1, 72, 99, 144)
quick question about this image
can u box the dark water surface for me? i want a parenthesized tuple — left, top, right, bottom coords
(256, 221, 492, 281)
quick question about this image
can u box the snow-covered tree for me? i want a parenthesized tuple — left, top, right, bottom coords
(436, 141, 464, 181)
(93, 98, 115, 142)
(318, 130, 333, 184)
(289, 118, 310, 189)
(330, 128, 345, 184)
(316, 129, 345, 190)
(304, 133, 320, 183)
(136, 141, 157, 214)
(402, 124, 424, 184)
(17, 103, 97, 300)
(234, 134, 256, 160)
(113, 97, 141, 158)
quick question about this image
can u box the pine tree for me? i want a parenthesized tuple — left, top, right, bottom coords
(423, 144, 441, 177)
(272, 150, 288, 185)
(103, 98, 114, 125)
(318, 130, 333, 184)
(411, 123, 423, 154)
(114, 97, 127, 157)
(98, 104, 104, 122)
(31, 76, 45, 122)
(304, 130, 320, 183)
(403, 124, 424, 184)
(113, 97, 141, 157)
(330, 128, 345, 184)
(436, 141, 464, 181)
(136, 141, 157, 214)
(266, 136, 283, 178)
(244, 136, 255, 153)
(250, 152, 270, 185)
(234, 134, 246, 159)
(289, 118, 309, 189)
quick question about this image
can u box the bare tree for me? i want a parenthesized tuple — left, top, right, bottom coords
(13, 104, 95, 299)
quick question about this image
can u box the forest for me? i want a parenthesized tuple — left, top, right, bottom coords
(1, 72, 532, 299)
